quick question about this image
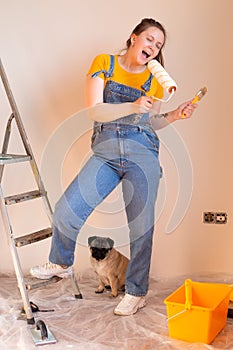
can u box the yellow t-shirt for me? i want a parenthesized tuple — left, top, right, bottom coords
(87, 54, 164, 100)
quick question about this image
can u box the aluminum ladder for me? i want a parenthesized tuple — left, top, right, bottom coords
(0, 59, 82, 341)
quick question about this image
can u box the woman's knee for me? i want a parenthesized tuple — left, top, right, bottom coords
(52, 196, 83, 235)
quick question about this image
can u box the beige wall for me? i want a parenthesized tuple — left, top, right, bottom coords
(0, 0, 233, 278)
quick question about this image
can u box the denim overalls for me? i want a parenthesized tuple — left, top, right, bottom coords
(49, 55, 162, 296)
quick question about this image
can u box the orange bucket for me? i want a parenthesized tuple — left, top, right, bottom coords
(164, 279, 232, 344)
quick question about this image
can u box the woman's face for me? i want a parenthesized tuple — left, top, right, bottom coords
(131, 27, 165, 65)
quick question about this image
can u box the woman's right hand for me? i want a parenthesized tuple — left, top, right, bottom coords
(134, 96, 154, 113)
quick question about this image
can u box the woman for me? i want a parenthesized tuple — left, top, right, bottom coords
(30, 18, 197, 316)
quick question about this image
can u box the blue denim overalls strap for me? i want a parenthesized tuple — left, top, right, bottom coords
(92, 55, 155, 134)
(91, 55, 115, 79)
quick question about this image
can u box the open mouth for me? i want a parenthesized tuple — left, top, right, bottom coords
(142, 50, 150, 59)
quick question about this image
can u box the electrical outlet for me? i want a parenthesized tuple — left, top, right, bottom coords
(203, 212, 215, 223)
(203, 212, 227, 224)
(215, 212, 227, 224)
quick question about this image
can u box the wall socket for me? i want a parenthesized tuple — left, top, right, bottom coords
(203, 212, 227, 224)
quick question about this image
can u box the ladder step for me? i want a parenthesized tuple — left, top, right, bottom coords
(15, 228, 52, 247)
(25, 276, 62, 290)
(0, 153, 31, 164)
(5, 190, 46, 205)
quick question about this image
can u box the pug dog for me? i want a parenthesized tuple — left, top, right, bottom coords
(88, 236, 129, 297)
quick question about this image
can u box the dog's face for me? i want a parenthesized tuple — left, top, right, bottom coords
(90, 247, 111, 261)
(88, 236, 114, 261)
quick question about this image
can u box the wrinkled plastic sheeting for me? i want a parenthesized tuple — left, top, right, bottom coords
(1, 269, 233, 349)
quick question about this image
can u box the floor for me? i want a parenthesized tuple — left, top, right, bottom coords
(1, 269, 233, 350)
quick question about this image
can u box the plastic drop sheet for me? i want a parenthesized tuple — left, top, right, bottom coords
(1, 269, 233, 350)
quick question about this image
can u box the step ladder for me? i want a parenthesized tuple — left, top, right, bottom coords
(0, 59, 82, 341)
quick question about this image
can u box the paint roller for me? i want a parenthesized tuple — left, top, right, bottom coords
(148, 60, 207, 113)
(147, 59, 177, 102)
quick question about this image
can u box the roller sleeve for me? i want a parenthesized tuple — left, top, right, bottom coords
(148, 60, 177, 94)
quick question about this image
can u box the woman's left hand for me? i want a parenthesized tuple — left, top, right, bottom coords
(175, 100, 198, 120)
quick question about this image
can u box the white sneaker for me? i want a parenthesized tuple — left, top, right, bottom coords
(114, 293, 146, 316)
(30, 262, 72, 280)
